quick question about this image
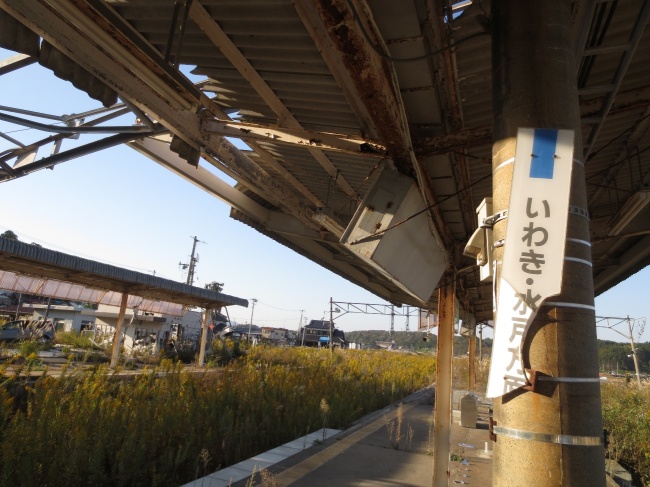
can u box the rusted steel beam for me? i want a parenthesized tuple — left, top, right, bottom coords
(580, 84, 650, 119)
(201, 119, 386, 157)
(0, 0, 322, 231)
(302, 0, 455, 249)
(415, 84, 650, 158)
(305, 0, 412, 172)
(415, 126, 492, 157)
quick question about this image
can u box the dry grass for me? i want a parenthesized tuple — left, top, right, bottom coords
(0, 347, 436, 487)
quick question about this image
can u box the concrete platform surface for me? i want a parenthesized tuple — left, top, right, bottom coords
(225, 387, 494, 487)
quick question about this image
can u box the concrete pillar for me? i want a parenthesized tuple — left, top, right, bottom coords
(197, 307, 211, 367)
(491, 1, 605, 486)
(110, 292, 128, 369)
(432, 275, 455, 487)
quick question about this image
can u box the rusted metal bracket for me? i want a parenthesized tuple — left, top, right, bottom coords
(522, 368, 540, 392)
(488, 409, 497, 442)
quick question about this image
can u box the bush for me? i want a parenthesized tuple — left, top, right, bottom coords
(54, 331, 97, 350)
(601, 382, 650, 486)
(18, 340, 40, 358)
(0, 348, 435, 486)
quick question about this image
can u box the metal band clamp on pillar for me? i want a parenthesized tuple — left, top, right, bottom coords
(491, 425, 603, 446)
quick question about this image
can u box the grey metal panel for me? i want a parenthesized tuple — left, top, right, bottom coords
(340, 168, 448, 303)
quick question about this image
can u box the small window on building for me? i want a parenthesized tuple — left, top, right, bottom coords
(80, 321, 94, 332)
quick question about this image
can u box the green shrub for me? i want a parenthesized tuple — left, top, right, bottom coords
(602, 382, 650, 486)
(54, 331, 96, 350)
(18, 340, 39, 358)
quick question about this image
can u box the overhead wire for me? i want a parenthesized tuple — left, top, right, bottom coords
(349, 172, 492, 245)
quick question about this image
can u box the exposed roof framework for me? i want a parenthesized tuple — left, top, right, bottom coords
(1, 0, 649, 322)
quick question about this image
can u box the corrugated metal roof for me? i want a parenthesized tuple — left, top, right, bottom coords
(0, 237, 248, 309)
(1, 0, 649, 319)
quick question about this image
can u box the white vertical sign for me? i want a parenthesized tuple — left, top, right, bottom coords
(487, 128, 574, 398)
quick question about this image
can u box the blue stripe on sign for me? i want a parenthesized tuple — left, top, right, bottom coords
(530, 128, 558, 179)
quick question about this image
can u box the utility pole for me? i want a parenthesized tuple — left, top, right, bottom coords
(247, 298, 257, 342)
(491, 2, 605, 486)
(298, 309, 304, 346)
(14, 292, 22, 320)
(180, 236, 202, 286)
(389, 305, 394, 337)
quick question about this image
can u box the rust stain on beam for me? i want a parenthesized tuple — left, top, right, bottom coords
(580, 84, 650, 119)
(415, 126, 492, 157)
(309, 0, 412, 173)
(306, 0, 455, 249)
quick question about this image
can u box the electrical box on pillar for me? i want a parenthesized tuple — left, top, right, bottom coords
(463, 197, 495, 282)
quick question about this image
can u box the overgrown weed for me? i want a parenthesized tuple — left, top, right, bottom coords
(601, 382, 650, 486)
(0, 347, 436, 486)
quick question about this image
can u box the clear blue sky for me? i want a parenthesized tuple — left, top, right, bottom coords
(1, 49, 647, 342)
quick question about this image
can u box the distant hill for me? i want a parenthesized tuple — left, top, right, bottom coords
(347, 330, 649, 374)
(346, 330, 493, 355)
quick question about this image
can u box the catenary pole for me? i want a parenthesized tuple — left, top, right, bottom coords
(491, 2, 605, 486)
(626, 316, 643, 389)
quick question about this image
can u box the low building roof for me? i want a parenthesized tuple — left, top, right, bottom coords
(0, 237, 248, 311)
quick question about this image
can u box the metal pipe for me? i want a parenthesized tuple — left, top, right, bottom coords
(329, 296, 334, 351)
(4, 131, 161, 180)
(0, 111, 154, 134)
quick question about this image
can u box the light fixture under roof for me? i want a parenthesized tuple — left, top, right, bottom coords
(606, 185, 650, 236)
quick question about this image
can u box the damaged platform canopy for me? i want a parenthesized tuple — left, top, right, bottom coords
(0, 237, 248, 312)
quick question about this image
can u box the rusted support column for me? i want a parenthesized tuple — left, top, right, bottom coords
(432, 275, 455, 487)
(109, 292, 128, 369)
(491, 1, 605, 486)
(197, 307, 211, 367)
(468, 324, 476, 391)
